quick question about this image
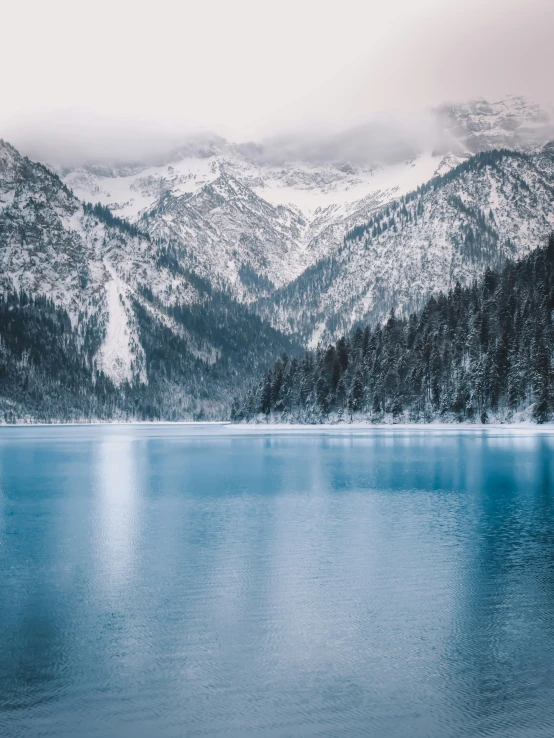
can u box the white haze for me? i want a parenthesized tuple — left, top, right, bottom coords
(2, 0, 554, 167)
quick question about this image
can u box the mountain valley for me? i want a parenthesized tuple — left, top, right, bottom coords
(1, 95, 554, 421)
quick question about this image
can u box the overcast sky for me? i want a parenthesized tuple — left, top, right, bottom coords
(2, 0, 554, 163)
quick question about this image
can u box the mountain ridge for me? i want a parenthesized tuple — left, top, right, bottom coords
(234, 235, 554, 425)
(54, 95, 554, 314)
(0, 139, 300, 420)
(2, 95, 554, 420)
(255, 146, 554, 345)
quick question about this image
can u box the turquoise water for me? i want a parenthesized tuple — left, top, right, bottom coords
(1, 425, 554, 738)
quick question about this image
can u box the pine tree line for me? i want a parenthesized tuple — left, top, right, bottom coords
(83, 202, 149, 241)
(0, 291, 120, 423)
(233, 235, 554, 424)
(0, 280, 300, 423)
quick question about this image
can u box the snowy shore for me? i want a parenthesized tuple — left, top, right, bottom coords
(1, 420, 554, 433)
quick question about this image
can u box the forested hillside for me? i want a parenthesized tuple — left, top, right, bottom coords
(4, 123, 554, 424)
(233, 235, 554, 424)
(0, 286, 298, 424)
(0, 139, 300, 422)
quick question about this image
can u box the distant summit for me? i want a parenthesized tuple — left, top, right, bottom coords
(433, 95, 554, 154)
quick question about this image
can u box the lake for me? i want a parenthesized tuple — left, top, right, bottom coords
(1, 424, 554, 737)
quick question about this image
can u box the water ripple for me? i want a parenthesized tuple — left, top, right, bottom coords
(1, 425, 554, 737)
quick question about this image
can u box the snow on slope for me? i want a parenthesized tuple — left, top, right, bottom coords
(0, 139, 224, 386)
(65, 155, 219, 221)
(42, 95, 554, 347)
(62, 143, 453, 303)
(251, 152, 447, 214)
(96, 261, 145, 385)
(257, 146, 554, 345)
(63, 143, 450, 221)
(60, 95, 551, 307)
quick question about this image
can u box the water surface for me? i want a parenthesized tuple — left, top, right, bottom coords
(1, 424, 554, 737)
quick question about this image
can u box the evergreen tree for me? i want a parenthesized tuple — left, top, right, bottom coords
(235, 235, 554, 425)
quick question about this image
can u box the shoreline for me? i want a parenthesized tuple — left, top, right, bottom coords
(0, 420, 231, 428)
(228, 422, 554, 434)
(1, 420, 554, 433)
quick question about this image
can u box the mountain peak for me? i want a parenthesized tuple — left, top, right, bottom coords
(433, 95, 553, 154)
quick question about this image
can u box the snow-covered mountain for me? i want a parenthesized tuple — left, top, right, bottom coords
(2, 94, 554, 420)
(433, 95, 554, 154)
(62, 140, 447, 301)
(258, 146, 554, 345)
(0, 139, 297, 419)
(0, 139, 195, 381)
(59, 96, 553, 308)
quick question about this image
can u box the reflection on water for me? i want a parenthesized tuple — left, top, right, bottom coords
(1, 425, 554, 738)
(94, 436, 142, 593)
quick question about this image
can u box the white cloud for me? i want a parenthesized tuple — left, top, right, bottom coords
(2, 0, 553, 163)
